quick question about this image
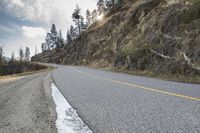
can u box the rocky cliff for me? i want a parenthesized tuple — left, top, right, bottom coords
(32, 0, 200, 79)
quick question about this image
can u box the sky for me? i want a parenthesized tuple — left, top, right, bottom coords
(0, 0, 97, 58)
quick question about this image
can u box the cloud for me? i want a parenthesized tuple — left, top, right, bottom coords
(12, 0, 24, 7)
(3, 0, 97, 27)
(0, 0, 98, 57)
(22, 26, 46, 39)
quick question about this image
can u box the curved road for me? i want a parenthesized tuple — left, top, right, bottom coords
(52, 65, 200, 133)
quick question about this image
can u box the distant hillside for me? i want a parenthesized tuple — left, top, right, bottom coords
(32, 0, 200, 82)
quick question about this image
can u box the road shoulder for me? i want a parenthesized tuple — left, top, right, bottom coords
(0, 72, 57, 133)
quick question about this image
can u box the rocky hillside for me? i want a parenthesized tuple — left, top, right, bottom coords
(32, 0, 200, 80)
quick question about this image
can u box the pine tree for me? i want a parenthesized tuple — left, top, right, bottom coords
(0, 47, 3, 68)
(66, 30, 72, 44)
(117, 0, 123, 5)
(8, 52, 15, 70)
(111, 0, 115, 6)
(35, 46, 39, 55)
(0, 47, 3, 74)
(72, 4, 82, 35)
(0, 47, 2, 62)
(56, 30, 64, 48)
(41, 43, 47, 53)
(105, 0, 112, 9)
(45, 33, 52, 50)
(80, 17, 85, 30)
(19, 48, 24, 61)
(50, 24, 58, 48)
(97, 0, 105, 14)
(11, 52, 15, 62)
(86, 9, 91, 27)
(91, 9, 98, 22)
(70, 25, 76, 40)
(25, 47, 30, 61)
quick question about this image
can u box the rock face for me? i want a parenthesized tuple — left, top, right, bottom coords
(32, 0, 200, 76)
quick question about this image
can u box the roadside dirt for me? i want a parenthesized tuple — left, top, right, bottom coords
(0, 72, 57, 133)
(0, 77, 22, 85)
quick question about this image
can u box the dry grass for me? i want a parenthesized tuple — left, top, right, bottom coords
(92, 66, 200, 84)
(0, 68, 51, 80)
(0, 75, 13, 80)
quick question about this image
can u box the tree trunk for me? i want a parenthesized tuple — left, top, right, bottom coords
(77, 19, 81, 35)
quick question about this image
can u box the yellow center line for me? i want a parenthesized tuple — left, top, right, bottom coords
(70, 68, 200, 101)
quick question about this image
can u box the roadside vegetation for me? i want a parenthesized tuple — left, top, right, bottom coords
(181, 0, 200, 23)
(99, 67, 200, 84)
(0, 47, 47, 76)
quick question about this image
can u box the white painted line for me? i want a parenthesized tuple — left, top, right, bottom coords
(51, 83, 93, 133)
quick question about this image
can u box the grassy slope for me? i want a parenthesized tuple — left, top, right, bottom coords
(85, 0, 200, 83)
(32, 0, 200, 83)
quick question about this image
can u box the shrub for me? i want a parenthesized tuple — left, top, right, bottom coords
(181, 1, 200, 23)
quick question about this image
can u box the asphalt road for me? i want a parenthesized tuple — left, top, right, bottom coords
(0, 72, 57, 133)
(52, 65, 200, 133)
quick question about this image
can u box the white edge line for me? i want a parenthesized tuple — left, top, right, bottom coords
(51, 83, 93, 133)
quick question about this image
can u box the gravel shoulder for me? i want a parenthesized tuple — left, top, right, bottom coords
(0, 72, 57, 133)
